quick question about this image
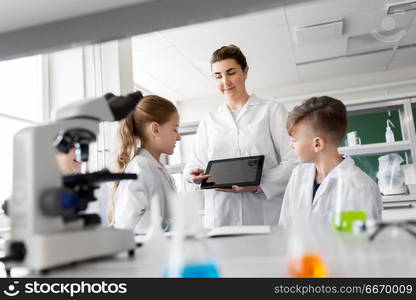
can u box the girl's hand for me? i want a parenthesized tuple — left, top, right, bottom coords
(189, 168, 212, 184)
(216, 185, 258, 193)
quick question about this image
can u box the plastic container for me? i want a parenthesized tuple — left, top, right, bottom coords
(377, 154, 406, 195)
(385, 119, 395, 143)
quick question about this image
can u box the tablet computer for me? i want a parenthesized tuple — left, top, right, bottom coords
(200, 155, 265, 189)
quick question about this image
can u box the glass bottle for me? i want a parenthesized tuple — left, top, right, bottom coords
(163, 192, 220, 278)
(286, 217, 329, 278)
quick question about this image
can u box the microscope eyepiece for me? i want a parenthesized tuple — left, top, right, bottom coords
(105, 91, 143, 121)
(53, 128, 96, 156)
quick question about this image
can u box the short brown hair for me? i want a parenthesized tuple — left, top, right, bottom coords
(287, 96, 347, 145)
(210, 44, 248, 70)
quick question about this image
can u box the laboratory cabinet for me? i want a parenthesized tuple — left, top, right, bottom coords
(338, 96, 416, 213)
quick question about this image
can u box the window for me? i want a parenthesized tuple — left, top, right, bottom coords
(0, 55, 43, 208)
(0, 55, 43, 122)
(0, 117, 35, 203)
(166, 130, 197, 192)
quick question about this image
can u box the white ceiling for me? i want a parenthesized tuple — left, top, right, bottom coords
(0, 0, 152, 34)
(131, 0, 416, 103)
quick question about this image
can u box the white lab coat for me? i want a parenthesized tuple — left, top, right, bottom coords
(114, 148, 177, 234)
(184, 94, 297, 228)
(279, 156, 382, 226)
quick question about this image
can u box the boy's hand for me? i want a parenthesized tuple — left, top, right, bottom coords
(216, 185, 258, 193)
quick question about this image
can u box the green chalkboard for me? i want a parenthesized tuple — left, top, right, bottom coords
(343, 110, 403, 146)
(412, 104, 416, 127)
(343, 110, 407, 182)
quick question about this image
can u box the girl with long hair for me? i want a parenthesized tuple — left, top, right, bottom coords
(110, 94, 181, 234)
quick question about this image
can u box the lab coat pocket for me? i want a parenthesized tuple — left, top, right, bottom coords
(247, 122, 271, 156)
(209, 128, 237, 159)
(324, 210, 335, 226)
(311, 208, 333, 226)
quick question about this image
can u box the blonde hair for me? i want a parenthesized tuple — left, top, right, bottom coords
(108, 94, 177, 224)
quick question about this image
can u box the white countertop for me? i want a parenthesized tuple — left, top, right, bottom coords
(3, 226, 416, 278)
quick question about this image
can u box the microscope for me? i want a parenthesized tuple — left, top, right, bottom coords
(3, 92, 142, 273)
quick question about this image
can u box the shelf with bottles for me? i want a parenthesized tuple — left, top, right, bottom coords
(338, 98, 416, 206)
(343, 106, 403, 143)
(338, 101, 415, 179)
(338, 140, 411, 157)
(382, 193, 416, 203)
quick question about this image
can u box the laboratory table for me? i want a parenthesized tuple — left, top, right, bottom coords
(4, 226, 416, 278)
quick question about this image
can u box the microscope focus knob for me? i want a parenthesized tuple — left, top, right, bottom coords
(40, 188, 80, 217)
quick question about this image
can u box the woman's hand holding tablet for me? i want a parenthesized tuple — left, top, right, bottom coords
(201, 155, 265, 190)
(215, 185, 258, 193)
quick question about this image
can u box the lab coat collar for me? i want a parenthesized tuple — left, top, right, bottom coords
(217, 94, 262, 113)
(139, 148, 176, 192)
(324, 156, 354, 180)
(247, 94, 262, 106)
(312, 156, 354, 208)
(138, 148, 176, 192)
(138, 148, 164, 170)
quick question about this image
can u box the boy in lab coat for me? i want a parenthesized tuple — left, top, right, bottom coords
(279, 96, 382, 226)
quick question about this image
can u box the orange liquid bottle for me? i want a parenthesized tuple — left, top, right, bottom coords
(288, 253, 328, 278)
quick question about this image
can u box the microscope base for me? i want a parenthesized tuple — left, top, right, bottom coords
(8, 227, 135, 272)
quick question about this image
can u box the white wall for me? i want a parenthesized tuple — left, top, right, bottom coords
(177, 95, 223, 123)
(178, 67, 416, 123)
(99, 39, 135, 172)
(275, 67, 416, 110)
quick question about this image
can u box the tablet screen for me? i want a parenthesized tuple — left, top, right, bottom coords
(201, 155, 264, 189)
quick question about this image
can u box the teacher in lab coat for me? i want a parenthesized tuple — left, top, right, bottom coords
(184, 44, 297, 228)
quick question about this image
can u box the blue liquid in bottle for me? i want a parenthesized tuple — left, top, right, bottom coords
(180, 260, 220, 278)
(163, 192, 221, 278)
(163, 260, 220, 278)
